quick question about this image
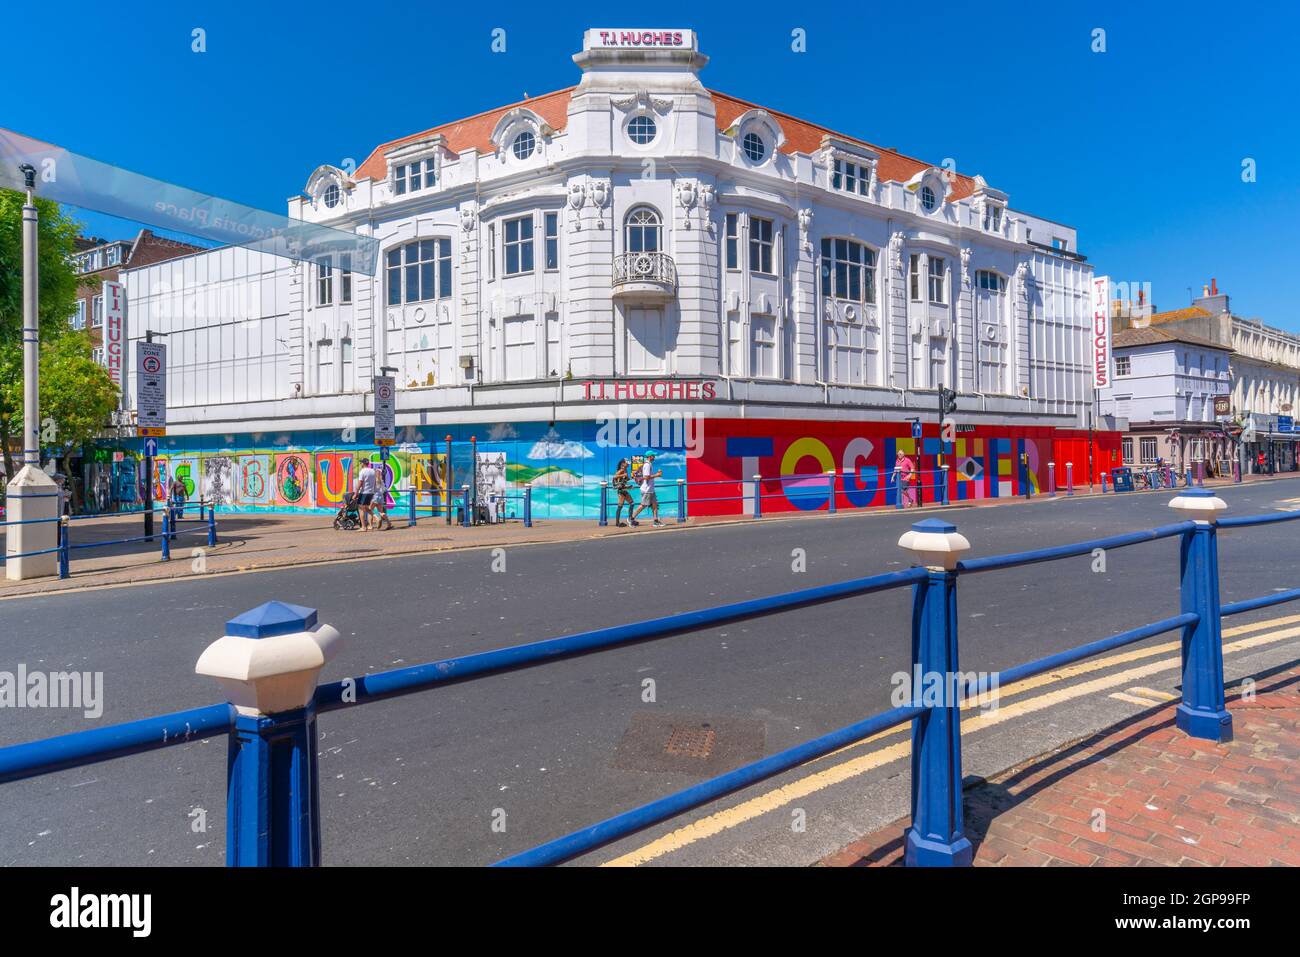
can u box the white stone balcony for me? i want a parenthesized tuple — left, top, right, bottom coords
(612, 251, 676, 302)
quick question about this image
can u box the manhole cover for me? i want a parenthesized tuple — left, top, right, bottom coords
(664, 725, 716, 758)
(612, 712, 765, 775)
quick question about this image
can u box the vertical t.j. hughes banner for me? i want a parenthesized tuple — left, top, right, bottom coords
(103, 279, 125, 388)
(1091, 274, 1112, 390)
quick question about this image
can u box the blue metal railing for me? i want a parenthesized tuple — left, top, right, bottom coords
(1, 491, 1298, 867)
(2, 501, 218, 579)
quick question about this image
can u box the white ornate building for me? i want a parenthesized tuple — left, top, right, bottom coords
(119, 27, 1110, 517)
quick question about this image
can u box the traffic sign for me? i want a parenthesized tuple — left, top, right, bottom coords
(136, 342, 167, 431)
(911, 421, 923, 439)
(374, 375, 395, 443)
(143, 437, 159, 457)
(138, 427, 167, 437)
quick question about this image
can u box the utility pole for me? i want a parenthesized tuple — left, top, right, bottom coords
(142, 330, 157, 538)
(5, 164, 59, 579)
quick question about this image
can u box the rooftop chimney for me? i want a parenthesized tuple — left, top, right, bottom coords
(1210, 277, 1218, 296)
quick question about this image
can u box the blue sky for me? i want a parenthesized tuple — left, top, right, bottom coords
(4, 1, 1297, 327)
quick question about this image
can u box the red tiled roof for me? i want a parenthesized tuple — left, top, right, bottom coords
(1149, 306, 1214, 324)
(351, 87, 980, 200)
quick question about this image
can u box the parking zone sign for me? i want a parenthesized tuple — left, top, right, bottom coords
(137, 342, 167, 434)
(374, 375, 395, 445)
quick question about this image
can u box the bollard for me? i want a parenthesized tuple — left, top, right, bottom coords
(58, 517, 70, 580)
(753, 475, 763, 519)
(1184, 468, 1193, 488)
(599, 482, 609, 527)
(1168, 491, 1232, 742)
(1066, 462, 1075, 497)
(408, 488, 417, 528)
(523, 486, 532, 528)
(160, 511, 171, 561)
(895, 469, 904, 510)
(1048, 462, 1056, 497)
(940, 465, 950, 506)
(1196, 460, 1205, 488)
(208, 505, 217, 547)
(898, 519, 973, 867)
(676, 479, 686, 524)
(1101, 471, 1109, 494)
(462, 486, 472, 528)
(196, 601, 343, 866)
(827, 471, 837, 513)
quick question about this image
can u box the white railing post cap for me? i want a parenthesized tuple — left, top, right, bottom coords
(1169, 489, 1227, 523)
(195, 601, 343, 716)
(898, 518, 970, 570)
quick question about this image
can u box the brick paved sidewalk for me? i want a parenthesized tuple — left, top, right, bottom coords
(822, 666, 1300, 866)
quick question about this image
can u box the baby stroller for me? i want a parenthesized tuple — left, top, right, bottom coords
(333, 492, 362, 530)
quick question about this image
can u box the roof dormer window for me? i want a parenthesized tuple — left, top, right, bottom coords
(742, 131, 766, 164)
(393, 157, 436, 196)
(920, 185, 937, 212)
(323, 184, 341, 208)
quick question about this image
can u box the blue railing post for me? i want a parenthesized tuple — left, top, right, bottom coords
(58, 517, 70, 580)
(599, 482, 608, 527)
(160, 511, 171, 561)
(207, 504, 217, 547)
(408, 488, 417, 528)
(676, 479, 686, 523)
(1168, 491, 1232, 742)
(1066, 462, 1075, 497)
(895, 469, 904, 510)
(196, 602, 343, 866)
(827, 471, 837, 514)
(940, 465, 950, 506)
(752, 475, 763, 519)
(462, 486, 472, 527)
(1048, 461, 1056, 497)
(523, 486, 533, 528)
(898, 518, 973, 867)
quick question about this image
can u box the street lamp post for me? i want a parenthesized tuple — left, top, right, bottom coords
(4, 164, 60, 580)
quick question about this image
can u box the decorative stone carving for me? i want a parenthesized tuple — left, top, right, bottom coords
(459, 203, 477, 233)
(567, 180, 585, 231)
(676, 179, 697, 210)
(1015, 261, 1031, 301)
(960, 248, 972, 287)
(798, 208, 813, 251)
(611, 89, 674, 113)
(587, 178, 610, 228)
(888, 232, 905, 273)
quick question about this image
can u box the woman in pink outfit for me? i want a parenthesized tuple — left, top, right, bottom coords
(895, 451, 918, 508)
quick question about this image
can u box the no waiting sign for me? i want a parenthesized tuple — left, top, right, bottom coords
(374, 375, 395, 444)
(136, 341, 167, 433)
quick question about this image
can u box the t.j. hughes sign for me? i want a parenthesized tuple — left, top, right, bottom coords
(1091, 275, 1113, 389)
(584, 29, 694, 50)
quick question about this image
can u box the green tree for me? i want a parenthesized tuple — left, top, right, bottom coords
(0, 189, 90, 478)
(38, 331, 119, 470)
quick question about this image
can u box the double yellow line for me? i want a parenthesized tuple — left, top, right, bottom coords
(599, 612, 1300, 867)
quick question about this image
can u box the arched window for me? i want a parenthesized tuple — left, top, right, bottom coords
(624, 207, 662, 253)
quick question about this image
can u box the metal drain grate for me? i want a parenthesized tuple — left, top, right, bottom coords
(663, 725, 716, 758)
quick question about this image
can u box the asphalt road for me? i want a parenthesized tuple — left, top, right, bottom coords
(2, 478, 1299, 866)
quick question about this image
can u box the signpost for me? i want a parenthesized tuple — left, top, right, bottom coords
(137, 339, 167, 537)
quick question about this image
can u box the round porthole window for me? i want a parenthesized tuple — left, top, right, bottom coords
(742, 131, 766, 163)
(920, 185, 937, 212)
(323, 183, 340, 208)
(628, 114, 657, 145)
(512, 131, 536, 160)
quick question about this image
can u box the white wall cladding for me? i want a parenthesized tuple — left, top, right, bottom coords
(123, 28, 1094, 432)
(123, 248, 294, 410)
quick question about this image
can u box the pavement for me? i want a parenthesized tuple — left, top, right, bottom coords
(0, 473, 1297, 866)
(1, 471, 1294, 600)
(821, 664, 1300, 867)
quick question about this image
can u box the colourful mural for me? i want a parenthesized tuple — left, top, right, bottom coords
(119, 418, 1118, 520)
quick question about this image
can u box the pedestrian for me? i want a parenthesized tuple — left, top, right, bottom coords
(629, 451, 664, 527)
(895, 450, 918, 508)
(355, 457, 378, 530)
(373, 468, 394, 531)
(612, 458, 634, 527)
(1257, 450, 1267, 475)
(168, 474, 187, 526)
